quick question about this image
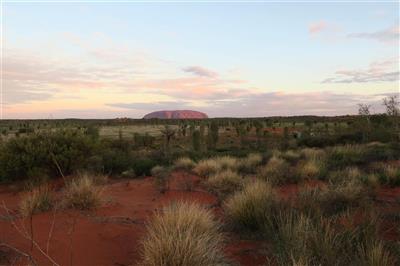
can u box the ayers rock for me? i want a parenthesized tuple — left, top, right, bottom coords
(143, 110, 208, 119)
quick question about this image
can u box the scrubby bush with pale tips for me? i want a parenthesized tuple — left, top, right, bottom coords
(173, 157, 196, 171)
(206, 170, 244, 198)
(63, 176, 103, 210)
(193, 159, 222, 177)
(257, 156, 293, 184)
(224, 180, 279, 231)
(140, 201, 226, 266)
(238, 153, 263, 173)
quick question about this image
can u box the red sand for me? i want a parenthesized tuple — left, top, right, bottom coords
(1, 175, 399, 266)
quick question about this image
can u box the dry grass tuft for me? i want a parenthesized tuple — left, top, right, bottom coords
(193, 159, 222, 177)
(63, 176, 103, 210)
(206, 170, 244, 198)
(257, 156, 292, 184)
(140, 201, 226, 266)
(238, 153, 263, 173)
(224, 180, 278, 231)
(20, 185, 53, 217)
(173, 157, 196, 171)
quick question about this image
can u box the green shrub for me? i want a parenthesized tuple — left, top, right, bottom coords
(0, 130, 95, 181)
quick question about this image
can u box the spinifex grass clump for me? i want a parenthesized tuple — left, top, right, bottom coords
(238, 153, 263, 174)
(257, 156, 293, 184)
(63, 175, 103, 210)
(194, 159, 222, 177)
(140, 201, 226, 266)
(224, 180, 280, 232)
(173, 157, 196, 171)
(206, 169, 243, 199)
(151, 165, 170, 193)
(20, 185, 53, 217)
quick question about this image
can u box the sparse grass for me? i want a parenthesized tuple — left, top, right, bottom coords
(194, 159, 222, 177)
(297, 179, 370, 217)
(206, 170, 244, 199)
(380, 165, 400, 187)
(20, 185, 53, 217)
(224, 180, 279, 231)
(63, 176, 103, 210)
(173, 157, 196, 171)
(140, 201, 226, 266)
(215, 156, 238, 171)
(257, 156, 293, 184)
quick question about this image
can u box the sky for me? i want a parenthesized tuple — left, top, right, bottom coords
(2, 1, 400, 119)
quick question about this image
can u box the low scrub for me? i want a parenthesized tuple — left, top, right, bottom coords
(238, 153, 263, 174)
(173, 157, 196, 171)
(257, 156, 293, 184)
(206, 170, 244, 199)
(297, 179, 370, 216)
(63, 176, 103, 210)
(151, 166, 170, 193)
(140, 201, 226, 266)
(297, 158, 326, 180)
(224, 180, 279, 231)
(194, 159, 222, 177)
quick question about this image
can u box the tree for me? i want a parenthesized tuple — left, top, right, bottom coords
(383, 95, 399, 116)
(357, 103, 372, 142)
(160, 125, 176, 151)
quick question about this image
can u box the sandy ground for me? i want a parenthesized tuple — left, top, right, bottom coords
(0, 172, 399, 266)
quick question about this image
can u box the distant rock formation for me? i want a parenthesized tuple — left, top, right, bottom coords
(143, 110, 208, 119)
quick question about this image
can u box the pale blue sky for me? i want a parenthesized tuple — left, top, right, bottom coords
(3, 2, 399, 118)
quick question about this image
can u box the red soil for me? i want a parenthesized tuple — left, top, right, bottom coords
(1, 175, 399, 266)
(0, 173, 264, 266)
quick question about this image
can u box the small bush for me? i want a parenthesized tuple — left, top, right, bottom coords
(194, 159, 222, 177)
(238, 153, 263, 173)
(215, 156, 238, 171)
(20, 185, 53, 217)
(140, 201, 226, 266)
(298, 179, 369, 216)
(224, 180, 279, 231)
(257, 156, 293, 184)
(297, 158, 326, 180)
(121, 169, 136, 178)
(380, 165, 400, 187)
(63, 176, 103, 210)
(206, 170, 243, 198)
(173, 157, 196, 171)
(151, 166, 170, 193)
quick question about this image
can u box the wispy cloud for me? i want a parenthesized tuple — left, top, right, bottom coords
(309, 21, 329, 34)
(348, 24, 400, 44)
(105, 91, 390, 118)
(182, 66, 218, 78)
(322, 58, 400, 84)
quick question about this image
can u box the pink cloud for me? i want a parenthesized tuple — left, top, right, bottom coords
(309, 21, 328, 34)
